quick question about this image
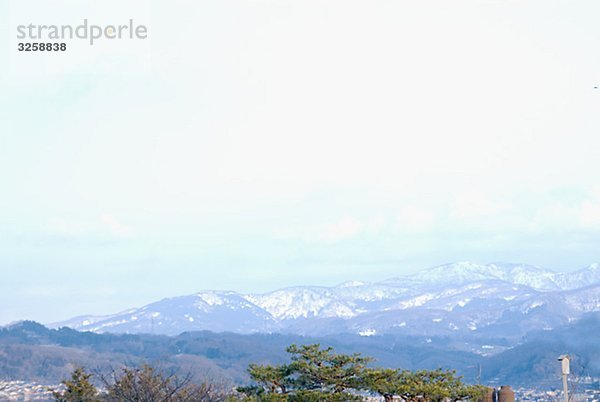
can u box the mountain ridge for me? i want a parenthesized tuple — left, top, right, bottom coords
(50, 261, 600, 337)
(4, 314, 600, 388)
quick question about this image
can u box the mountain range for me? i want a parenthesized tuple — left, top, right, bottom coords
(52, 262, 600, 348)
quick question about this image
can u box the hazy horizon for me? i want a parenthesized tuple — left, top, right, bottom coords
(3, 259, 599, 326)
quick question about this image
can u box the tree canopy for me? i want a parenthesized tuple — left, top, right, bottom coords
(52, 367, 100, 402)
(238, 344, 486, 402)
(52, 344, 487, 402)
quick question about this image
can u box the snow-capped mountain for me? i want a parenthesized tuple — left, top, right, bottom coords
(553, 263, 600, 290)
(62, 291, 278, 334)
(245, 287, 356, 320)
(52, 262, 600, 337)
(382, 262, 600, 291)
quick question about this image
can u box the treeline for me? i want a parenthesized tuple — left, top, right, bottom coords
(52, 366, 231, 402)
(52, 344, 486, 402)
(3, 318, 599, 387)
(0, 321, 482, 385)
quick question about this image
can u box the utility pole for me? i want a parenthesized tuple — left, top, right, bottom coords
(558, 355, 570, 402)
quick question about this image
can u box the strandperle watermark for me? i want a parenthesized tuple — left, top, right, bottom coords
(16, 19, 148, 45)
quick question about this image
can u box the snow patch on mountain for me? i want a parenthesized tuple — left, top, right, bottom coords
(245, 287, 356, 319)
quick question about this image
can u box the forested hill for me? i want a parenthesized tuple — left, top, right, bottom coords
(1, 314, 599, 389)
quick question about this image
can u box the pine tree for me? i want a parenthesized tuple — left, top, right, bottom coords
(239, 344, 370, 401)
(363, 368, 487, 402)
(52, 367, 100, 402)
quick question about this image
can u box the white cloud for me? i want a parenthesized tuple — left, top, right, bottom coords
(317, 216, 364, 243)
(101, 214, 134, 237)
(580, 200, 600, 227)
(273, 216, 385, 243)
(450, 191, 508, 220)
(529, 198, 600, 231)
(396, 206, 435, 232)
(364, 216, 386, 234)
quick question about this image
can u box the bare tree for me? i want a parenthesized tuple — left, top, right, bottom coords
(96, 364, 231, 402)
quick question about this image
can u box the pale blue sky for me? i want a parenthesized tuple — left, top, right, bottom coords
(1, 0, 600, 324)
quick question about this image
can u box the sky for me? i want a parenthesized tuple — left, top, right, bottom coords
(1, 0, 600, 324)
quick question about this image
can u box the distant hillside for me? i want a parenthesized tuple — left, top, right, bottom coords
(484, 313, 600, 387)
(2, 314, 599, 389)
